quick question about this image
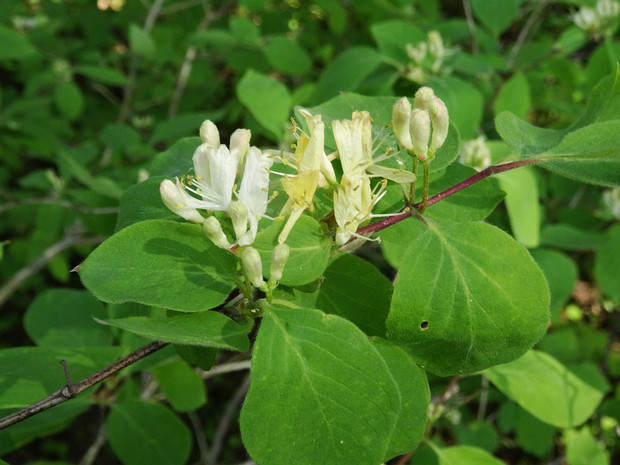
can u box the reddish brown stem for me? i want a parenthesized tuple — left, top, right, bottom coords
(357, 159, 539, 237)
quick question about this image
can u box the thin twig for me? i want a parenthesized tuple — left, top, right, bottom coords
(79, 418, 109, 465)
(0, 341, 169, 430)
(0, 228, 105, 309)
(507, 0, 549, 68)
(188, 410, 211, 464)
(462, 0, 479, 54)
(0, 197, 119, 215)
(357, 158, 540, 238)
(200, 360, 251, 380)
(206, 374, 251, 465)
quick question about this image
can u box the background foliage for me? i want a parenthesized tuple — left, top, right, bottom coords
(1, 0, 619, 464)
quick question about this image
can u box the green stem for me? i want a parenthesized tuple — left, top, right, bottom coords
(409, 152, 418, 204)
(419, 161, 430, 213)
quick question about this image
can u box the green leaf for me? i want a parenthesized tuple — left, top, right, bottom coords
(0, 25, 36, 60)
(237, 69, 291, 139)
(470, 0, 520, 36)
(264, 35, 312, 75)
(53, 81, 84, 120)
(149, 137, 199, 177)
(564, 427, 610, 465)
(240, 305, 429, 465)
(129, 23, 155, 58)
(428, 75, 483, 139)
(537, 121, 620, 186)
(434, 445, 506, 465)
(494, 166, 540, 248)
(484, 350, 607, 428)
(531, 249, 578, 323)
(253, 215, 331, 286)
(494, 72, 531, 120)
(0, 348, 119, 408)
(74, 65, 128, 87)
(595, 224, 620, 300)
(311, 47, 382, 105)
(495, 111, 564, 157)
(150, 360, 206, 411)
(107, 401, 192, 465)
(115, 176, 178, 231)
(387, 221, 550, 376)
(150, 112, 223, 145)
(540, 223, 607, 250)
(24, 289, 111, 348)
(79, 220, 237, 312)
(102, 311, 250, 352)
(315, 254, 392, 337)
(58, 151, 124, 199)
(514, 408, 555, 457)
(100, 123, 141, 152)
(371, 20, 425, 63)
(370, 338, 430, 459)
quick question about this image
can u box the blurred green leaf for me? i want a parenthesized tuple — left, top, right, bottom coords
(470, 0, 520, 37)
(494, 72, 531, 120)
(53, 82, 84, 120)
(0, 25, 36, 60)
(485, 350, 607, 428)
(264, 35, 312, 75)
(74, 65, 128, 87)
(237, 69, 291, 139)
(129, 23, 155, 58)
(107, 401, 192, 465)
(594, 224, 620, 300)
(150, 360, 206, 411)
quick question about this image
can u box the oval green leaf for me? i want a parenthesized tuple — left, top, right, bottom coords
(387, 221, 550, 376)
(101, 311, 250, 352)
(484, 350, 607, 428)
(241, 305, 429, 465)
(79, 220, 237, 312)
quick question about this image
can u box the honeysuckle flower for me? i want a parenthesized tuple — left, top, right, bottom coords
(236, 147, 273, 246)
(199, 120, 220, 149)
(333, 176, 387, 245)
(297, 109, 338, 187)
(203, 216, 232, 250)
(277, 170, 320, 244)
(392, 87, 449, 163)
(231, 128, 252, 176)
(160, 178, 205, 223)
(392, 97, 413, 150)
(269, 243, 290, 283)
(185, 143, 239, 212)
(411, 108, 431, 161)
(241, 246, 264, 288)
(460, 136, 491, 172)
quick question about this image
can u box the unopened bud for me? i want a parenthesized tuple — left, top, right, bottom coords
(228, 201, 249, 241)
(429, 97, 449, 153)
(241, 246, 264, 288)
(269, 243, 290, 283)
(392, 98, 413, 150)
(413, 86, 435, 111)
(428, 31, 444, 58)
(199, 120, 220, 149)
(203, 216, 232, 250)
(410, 109, 431, 161)
(160, 179, 204, 223)
(230, 128, 251, 168)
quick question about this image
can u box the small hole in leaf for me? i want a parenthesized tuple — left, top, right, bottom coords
(420, 321, 429, 330)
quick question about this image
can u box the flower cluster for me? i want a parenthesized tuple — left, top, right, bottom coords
(392, 86, 449, 162)
(161, 88, 449, 288)
(405, 31, 450, 84)
(573, 0, 620, 40)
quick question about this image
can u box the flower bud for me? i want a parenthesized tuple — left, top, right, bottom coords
(228, 201, 249, 242)
(269, 243, 290, 283)
(428, 31, 444, 59)
(203, 216, 232, 250)
(410, 109, 431, 161)
(230, 128, 251, 170)
(392, 98, 413, 150)
(413, 86, 435, 111)
(199, 120, 220, 149)
(429, 97, 449, 153)
(160, 179, 204, 223)
(241, 246, 264, 288)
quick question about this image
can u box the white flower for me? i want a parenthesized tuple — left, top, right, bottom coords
(185, 143, 239, 211)
(160, 179, 204, 223)
(298, 109, 337, 186)
(236, 147, 273, 246)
